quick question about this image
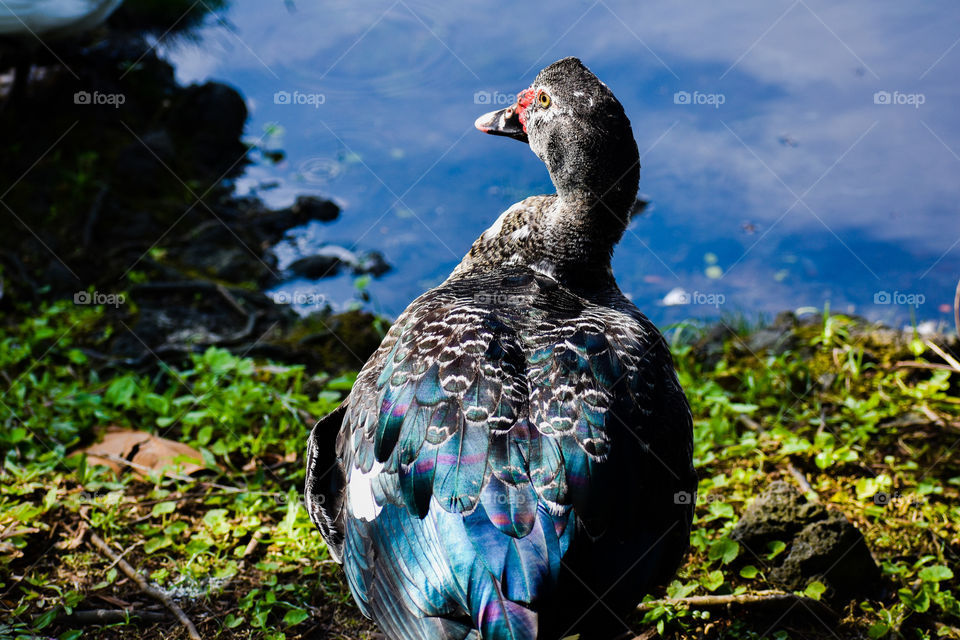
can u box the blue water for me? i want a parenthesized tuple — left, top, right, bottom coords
(166, 0, 960, 327)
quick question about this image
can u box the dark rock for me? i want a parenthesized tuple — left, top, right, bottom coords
(289, 254, 344, 280)
(166, 81, 249, 180)
(746, 311, 799, 354)
(253, 197, 341, 241)
(353, 250, 390, 277)
(172, 242, 279, 284)
(731, 481, 828, 550)
(169, 82, 247, 145)
(291, 195, 340, 223)
(732, 482, 882, 601)
(114, 129, 176, 194)
(769, 513, 882, 598)
(289, 247, 391, 280)
(691, 324, 738, 370)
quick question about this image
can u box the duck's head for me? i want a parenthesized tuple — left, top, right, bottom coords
(475, 57, 639, 211)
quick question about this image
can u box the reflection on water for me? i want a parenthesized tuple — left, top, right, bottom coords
(166, 0, 960, 325)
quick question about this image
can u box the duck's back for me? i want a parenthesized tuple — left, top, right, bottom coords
(306, 266, 695, 639)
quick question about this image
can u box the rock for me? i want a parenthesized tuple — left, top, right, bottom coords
(170, 82, 247, 145)
(289, 253, 344, 280)
(166, 81, 248, 179)
(253, 196, 341, 241)
(114, 129, 176, 194)
(732, 482, 882, 601)
(745, 311, 799, 354)
(291, 195, 340, 223)
(769, 513, 882, 598)
(353, 250, 390, 277)
(691, 324, 738, 370)
(731, 481, 828, 549)
(289, 246, 391, 280)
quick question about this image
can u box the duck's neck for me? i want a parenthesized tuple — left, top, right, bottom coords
(452, 125, 640, 290)
(452, 157, 639, 291)
(531, 133, 640, 283)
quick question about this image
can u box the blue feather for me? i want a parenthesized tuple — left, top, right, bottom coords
(434, 415, 489, 512)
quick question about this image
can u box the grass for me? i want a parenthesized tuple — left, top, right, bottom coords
(0, 302, 958, 639)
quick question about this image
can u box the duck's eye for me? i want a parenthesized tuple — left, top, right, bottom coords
(537, 91, 551, 108)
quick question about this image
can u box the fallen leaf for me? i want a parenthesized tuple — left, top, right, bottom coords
(76, 428, 208, 477)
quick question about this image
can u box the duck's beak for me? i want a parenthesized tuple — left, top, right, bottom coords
(474, 104, 528, 143)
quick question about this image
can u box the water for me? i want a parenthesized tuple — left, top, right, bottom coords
(166, 0, 960, 326)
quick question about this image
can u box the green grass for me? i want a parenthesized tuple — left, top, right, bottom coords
(0, 303, 958, 639)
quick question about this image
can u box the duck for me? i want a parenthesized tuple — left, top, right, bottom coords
(305, 57, 696, 640)
(0, 0, 124, 99)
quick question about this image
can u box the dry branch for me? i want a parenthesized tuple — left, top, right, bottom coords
(59, 608, 169, 625)
(88, 532, 201, 640)
(637, 590, 836, 618)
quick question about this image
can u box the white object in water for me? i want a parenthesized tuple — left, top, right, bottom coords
(0, 0, 125, 39)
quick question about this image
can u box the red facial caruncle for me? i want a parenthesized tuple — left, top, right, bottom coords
(515, 88, 536, 132)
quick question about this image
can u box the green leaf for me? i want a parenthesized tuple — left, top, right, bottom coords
(280, 489, 299, 534)
(283, 608, 310, 626)
(803, 581, 826, 601)
(33, 607, 59, 630)
(196, 425, 214, 446)
(224, 614, 244, 629)
(203, 509, 229, 527)
(868, 623, 889, 639)
(144, 536, 173, 554)
(740, 565, 759, 579)
(708, 538, 740, 565)
(152, 501, 177, 517)
(766, 540, 787, 560)
(918, 565, 953, 582)
(701, 570, 724, 591)
(104, 376, 137, 408)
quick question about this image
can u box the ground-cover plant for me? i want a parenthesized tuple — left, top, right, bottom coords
(0, 303, 957, 639)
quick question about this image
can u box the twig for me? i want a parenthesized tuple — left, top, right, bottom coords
(242, 528, 266, 558)
(216, 283, 248, 318)
(637, 590, 835, 617)
(786, 463, 819, 502)
(58, 608, 169, 625)
(918, 404, 947, 427)
(894, 360, 959, 372)
(217, 528, 267, 593)
(0, 526, 39, 540)
(88, 532, 201, 640)
(737, 414, 762, 431)
(923, 339, 960, 372)
(105, 540, 144, 571)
